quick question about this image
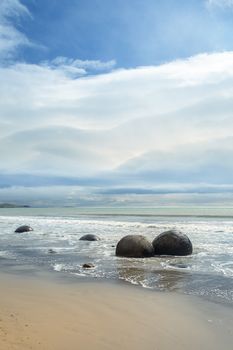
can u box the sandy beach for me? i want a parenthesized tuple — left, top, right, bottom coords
(0, 270, 232, 350)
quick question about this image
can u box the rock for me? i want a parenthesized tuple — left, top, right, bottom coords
(15, 225, 33, 233)
(79, 234, 100, 241)
(152, 229, 193, 256)
(116, 235, 154, 258)
(82, 263, 95, 269)
(169, 263, 188, 269)
(48, 249, 57, 254)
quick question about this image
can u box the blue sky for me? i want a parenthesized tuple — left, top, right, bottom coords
(1, 0, 233, 206)
(15, 0, 233, 67)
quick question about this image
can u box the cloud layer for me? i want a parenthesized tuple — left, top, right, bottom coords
(1, 52, 233, 187)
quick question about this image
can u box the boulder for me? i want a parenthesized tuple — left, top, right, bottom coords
(152, 229, 192, 256)
(15, 225, 33, 233)
(116, 235, 154, 258)
(48, 249, 57, 254)
(79, 234, 100, 241)
(82, 263, 95, 269)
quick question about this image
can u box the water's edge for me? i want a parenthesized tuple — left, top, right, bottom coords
(0, 207, 233, 305)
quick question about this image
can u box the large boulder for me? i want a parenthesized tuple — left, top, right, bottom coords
(15, 225, 33, 233)
(152, 229, 192, 256)
(79, 234, 100, 241)
(116, 235, 154, 258)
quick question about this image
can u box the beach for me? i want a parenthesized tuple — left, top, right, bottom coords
(0, 269, 233, 350)
(0, 207, 233, 349)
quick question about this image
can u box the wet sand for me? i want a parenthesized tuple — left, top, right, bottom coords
(0, 270, 232, 350)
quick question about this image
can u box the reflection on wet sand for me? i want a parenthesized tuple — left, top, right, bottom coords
(116, 259, 193, 291)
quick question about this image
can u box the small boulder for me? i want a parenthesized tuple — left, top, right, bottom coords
(169, 263, 189, 269)
(116, 235, 154, 258)
(48, 249, 57, 254)
(82, 263, 95, 269)
(152, 229, 192, 256)
(79, 234, 100, 241)
(15, 225, 33, 233)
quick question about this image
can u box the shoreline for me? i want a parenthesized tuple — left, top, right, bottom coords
(0, 268, 233, 350)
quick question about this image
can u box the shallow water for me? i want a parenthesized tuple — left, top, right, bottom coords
(0, 207, 233, 305)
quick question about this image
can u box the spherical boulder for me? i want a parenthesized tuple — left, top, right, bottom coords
(116, 235, 154, 258)
(79, 234, 100, 241)
(152, 229, 192, 256)
(15, 225, 33, 233)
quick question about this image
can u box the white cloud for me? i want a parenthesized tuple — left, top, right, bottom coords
(51, 56, 116, 71)
(1, 51, 233, 188)
(0, 0, 30, 20)
(41, 56, 116, 78)
(0, 0, 32, 60)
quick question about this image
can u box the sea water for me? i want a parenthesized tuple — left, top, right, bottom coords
(0, 207, 232, 305)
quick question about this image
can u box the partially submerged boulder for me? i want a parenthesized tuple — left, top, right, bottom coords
(152, 229, 192, 256)
(116, 235, 154, 258)
(82, 263, 95, 269)
(48, 249, 57, 254)
(15, 225, 33, 233)
(79, 234, 100, 241)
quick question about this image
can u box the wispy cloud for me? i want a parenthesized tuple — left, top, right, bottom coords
(206, 0, 233, 8)
(42, 56, 116, 78)
(0, 0, 116, 76)
(0, 0, 32, 60)
(0, 0, 30, 21)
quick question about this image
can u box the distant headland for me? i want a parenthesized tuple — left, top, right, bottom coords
(0, 203, 30, 208)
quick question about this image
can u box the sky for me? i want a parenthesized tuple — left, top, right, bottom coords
(1, 0, 233, 206)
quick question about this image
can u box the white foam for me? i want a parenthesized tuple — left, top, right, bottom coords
(53, 263, 66, 272)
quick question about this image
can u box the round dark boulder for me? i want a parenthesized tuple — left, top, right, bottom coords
(116, 235, 154, 258)
(79, 234, 100, 241)
(15, 225, 33, 233)
(152, 229, 192, 256)
(82, 263, 95, 269)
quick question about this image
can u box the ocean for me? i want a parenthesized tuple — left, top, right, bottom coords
(0, 207, 233, 305)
